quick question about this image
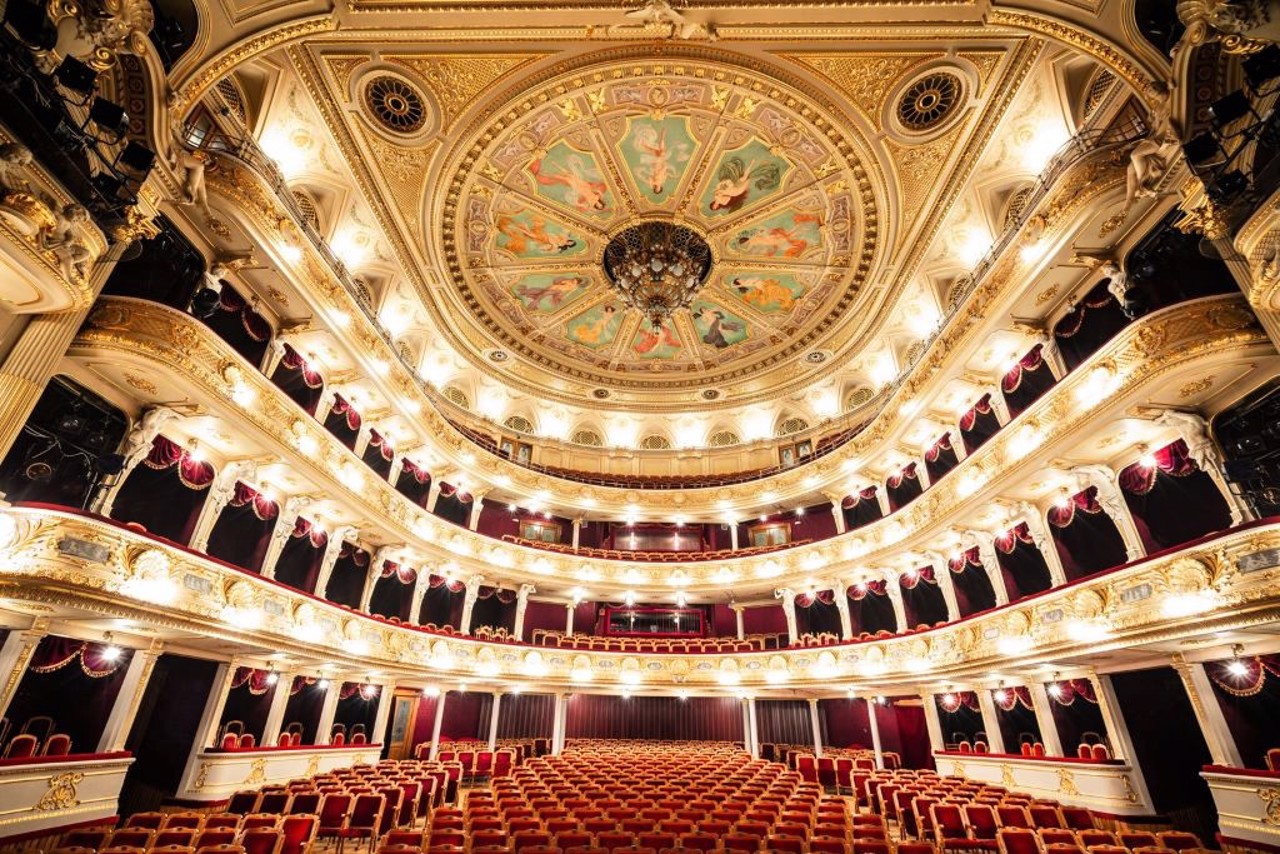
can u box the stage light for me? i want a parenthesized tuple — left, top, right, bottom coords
(1182, 133, 1223, 168)
(55, 57, 98, 104)
(87, 98, 129, 143)
(116, 141, 157, 179)
(1209, 90, 1255, 133)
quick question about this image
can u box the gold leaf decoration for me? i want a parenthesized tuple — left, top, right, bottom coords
(388, 54, 546, 130)
(34, 771, 83, 811)
(784, 53, 935, 126)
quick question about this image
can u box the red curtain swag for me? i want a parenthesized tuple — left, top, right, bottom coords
(994, 686, 1034, 711)
(1118, 439, 1198, 496)
(329, 395, 362, 431)
(1048, 679, 1099, 706)
(290, 675, 317, 696)
(143, 436, 215, 489)
(339, 682, 380, 701)
(229, 481, 279, 521)
(379, 560, 418, 584)
(1001, 344, 1046, 394)
(1053, 288, 1116, 340)
(30, 638, 126, 678)
(842, 486, 878, 509)
(995, 522, 1035, 554)
(1208, 654, 1280, 697)
(400, 459, 430, 484)
(291, 517, 328, 548)
(339, 542, 370, 566)
(796, 590, 836, 608)
(938, 691, 981, 714)
(887, 463, 918, 490)
(437, 483, 473, 503)
(216, 287, 272, 342)
(427, 574, 466, 593)
(280, 344, 324, 389)
(900, 567, 937, 589)
(948, 547, 983, 574)
(231, 666, 276, 695)
(368, 429, 395, 462)
(960, 393, 994, 431)
(925, 433, 953, 463)
(847, 580, 888, 599)
(1047, 485, 1106, 528)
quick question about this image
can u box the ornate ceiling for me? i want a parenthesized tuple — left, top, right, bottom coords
(280, 36, 1031, 413)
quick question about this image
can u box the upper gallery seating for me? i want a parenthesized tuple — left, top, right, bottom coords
(530, 632, 786, 654)
(500, 536, 811, 562)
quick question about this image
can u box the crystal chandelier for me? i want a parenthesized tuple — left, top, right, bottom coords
(603, 221, 713, 330)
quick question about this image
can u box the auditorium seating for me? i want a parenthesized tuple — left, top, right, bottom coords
(530, 632, 785, 654)
(499, 535, 813, 562)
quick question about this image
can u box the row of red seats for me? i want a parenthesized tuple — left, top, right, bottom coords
(1, 730, 72, 759)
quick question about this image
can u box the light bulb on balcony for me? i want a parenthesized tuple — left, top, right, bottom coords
(317, 678, 330, 690)
(1226, 659, 1249, 678)
(101, 643, 122, 662)
(265, 671, 279, 686)
(1047, 683, 1063, 698)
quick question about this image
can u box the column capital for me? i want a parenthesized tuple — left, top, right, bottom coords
(517, 583, 536, 598)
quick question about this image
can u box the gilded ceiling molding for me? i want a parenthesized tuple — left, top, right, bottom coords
(2, 506, 1278, 690)
(985, 9, 1167, 110)
(168, 16, 338, 119)
(69, 293, 1269, 594)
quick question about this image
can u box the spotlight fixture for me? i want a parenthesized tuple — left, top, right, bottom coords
(1244, 45, 1280, 94)
(190, 283, 223, 319)
(1182, 133, 1224, 169)
(1209, 90, 1257, 135)
(54, 57, 99, 105)
(115, 141, 158, 182)
(86, 97, 129, 144)
(265, 670, 279, 686)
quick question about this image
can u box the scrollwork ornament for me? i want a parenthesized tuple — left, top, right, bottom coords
(34, 771, 83, 810)
(1259, 787, 1280, 825)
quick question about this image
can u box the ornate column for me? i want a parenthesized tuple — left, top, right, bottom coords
(261, 335, 289, 379)
(831, 584, 853, 640)
(1155, 410, 1253, 524)
(262, 669, 298, 747)
(565, 601, 576, 635)
(90, 405, 181, 517)
(1027, 681, 1064, 756)
(487, 692, 503, 751)
(1171, 653, 1243, 766)
(730, 522, 740, 551)
(315, 678, 340, 745)
(1072, 464, 1146, 561)
(96, 639, 163, 752)
(370, 683, 394, 746)
(0, 623, 47, 720)
(424, 480, 444, 513)
(428, 690, 448, 759)
(989, 389, 1012, 426)
(976, 688, 1006, 754)
(916, 460, 932, 491)
(1036, 331, 1068, 380)
(1088, 672, 1133, 763)
(571, 519, 581, 550)
(873, 487, 891, 519)
(353, 421, 373, 459)
(550, 692, 565, 755)
(827, 494, 847, 535)
(406, 569, 426, 625)
(952, 432, 969, 463)
(387, 454, 406, 486)
(774, 588, 798, 644)
(459, 574, 485, 635)
(314, 387, 339, 426)
(923, 552, 961, 620)
(260, 496, 314, 580)
(1012, 501, 1068, 588)
(313, 526, 357, 599)
(883, 577, 908, 633)
(866, 698, 884, 769)
(808, 697, 824, 758)
(467, 489, 489, 531)
(189, 461, 258, 552)
(361, 546, 398, 613)
(964, 530, 1008, 606)
(513, 583, 536, 641)
(732, 604, 745, 640)
(920, 689, 945, 756)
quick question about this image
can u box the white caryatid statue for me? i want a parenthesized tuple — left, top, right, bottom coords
(1154, 409, 1253, 523)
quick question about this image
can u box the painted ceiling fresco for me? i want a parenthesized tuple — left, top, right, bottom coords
(442, 56, 878, 390)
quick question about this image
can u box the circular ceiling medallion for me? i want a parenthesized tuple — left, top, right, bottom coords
(364, 75, 427, 134)
(805, 350, 828, 364)
(896, 71, 964, 133)
(592, 388, 611, 399)
(701, 389, 721, 401)
(436, 49, 882, 409)
(488, 350, 509, 362)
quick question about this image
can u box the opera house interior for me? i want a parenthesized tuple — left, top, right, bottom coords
(4, 0, 1280, 853)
